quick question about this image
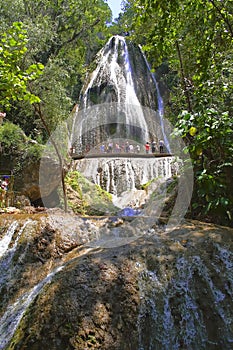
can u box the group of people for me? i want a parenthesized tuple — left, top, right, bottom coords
(145, 139, 165, 154)
(99, 141, 141, 154)
(71, 139, 166, 156)
(98, 139, 166, 154)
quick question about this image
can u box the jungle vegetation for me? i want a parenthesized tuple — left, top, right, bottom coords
(0, 0, 232, 226)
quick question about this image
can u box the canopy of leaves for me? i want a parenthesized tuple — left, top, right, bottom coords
(0, 0, 112, 135)
(0, 22, 44, 110)
(121, 0, 233, 226)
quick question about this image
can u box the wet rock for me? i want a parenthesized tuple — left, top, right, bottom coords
(0, 215, 233, 350)
(13, 156, 61, 204)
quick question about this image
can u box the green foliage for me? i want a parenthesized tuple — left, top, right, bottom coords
(0, 0, 231, 225)
(66, 171, 83, 198)
(0, 121, 44, 178)
(0, 121, 27, 154)
(174, 109, 233, 225)
(65, 170, 118, 216)
(23, 141, 45, 162)
(122, 0, 233, 226)
(0, 0, 112, 137)
(0, 22, 44, 110)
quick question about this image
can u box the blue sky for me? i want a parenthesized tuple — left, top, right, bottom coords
(107, 0, 122, 19)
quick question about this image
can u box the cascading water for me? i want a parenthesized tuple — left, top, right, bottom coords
(0, 265, 64, 350)
(72, 35, 170, 147)
(0, 215, 100, 349)
(0, 220, 32, 289)
(0, 221, 19, 258)
(0, 214, 232, 349)
(136, 237, 233, 350)
(76, 35, 151, 145)
(72, 35, 178, 206)
(0, 34, 232, 350)
(139, 45, 171, 153)
(75, 156, 174, 197)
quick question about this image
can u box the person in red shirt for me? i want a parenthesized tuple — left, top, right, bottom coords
(145, 142, 150, 154)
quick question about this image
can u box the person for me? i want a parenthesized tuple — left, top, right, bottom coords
(129, 144, 134, 153)
(136, 144, 140, 153)
(125, 141, 130, 153)
(151, 140, 157, 154)
(145, 142, 150, 154)
(108, 141, 113, 153)
(1, 177, 9, 191)
(100, 144, 105, 153)
(0, 176, 9, 207)
(159, 139, 164, 153)
(115, 143, 121, 153)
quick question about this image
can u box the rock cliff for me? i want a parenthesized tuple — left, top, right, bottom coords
(1, 211, 233, 350)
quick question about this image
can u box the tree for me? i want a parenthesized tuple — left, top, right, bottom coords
(0, 1, 113, 212)
(121, 0, 233, 225)
(0, 22, 44, 110)
(0, 0, 112, 136)
(0, 21, 72, 211)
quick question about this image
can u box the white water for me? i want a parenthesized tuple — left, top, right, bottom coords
(121, 38, 149, 138)
(139, 45, 171, 153)
(137, 250, 233, 350)
(75, 156, 174, 197)
(0, 221, 18, 258)
(72, 35, 151, 149)
(0, 220, 33, 288)
(0, 215, 232, 348)
(0, 265, 64, 350)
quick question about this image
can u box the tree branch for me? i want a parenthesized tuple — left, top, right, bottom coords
(33, 102, 68, 212)
(208, 0, 233, 38)
(175, 40, 192, 112)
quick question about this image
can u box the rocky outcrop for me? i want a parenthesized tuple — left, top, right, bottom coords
(75, 156, 175, 196)
(1, 212, 233, 350)
(14, 159, 41, 201)
(14, 156, 61, 205)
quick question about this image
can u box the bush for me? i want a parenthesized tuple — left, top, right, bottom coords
(0, 121, 27, 155)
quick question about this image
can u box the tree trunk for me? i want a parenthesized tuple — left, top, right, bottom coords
(33, 103, 68, 212)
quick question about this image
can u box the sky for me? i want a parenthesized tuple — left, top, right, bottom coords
(107, 0, 122, 20)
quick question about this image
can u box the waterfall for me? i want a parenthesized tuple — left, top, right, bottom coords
(39, 34, 193, 236)
(0, 221, 19, 258)
(0, 265, 64, 350)
(68, 35, 183, 209)
(0, 214, 232, 349)
(0, 220, 32, 288)
(139, 45, 171, 153)
(136, 245, 233, 350)
(71, 35, 166, 152)
(75, 156, 174, 197)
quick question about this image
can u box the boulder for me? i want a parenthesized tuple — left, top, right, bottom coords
(14, 156, 61, 205)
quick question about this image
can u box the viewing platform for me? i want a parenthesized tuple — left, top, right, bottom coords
(72, 152, 173, 160)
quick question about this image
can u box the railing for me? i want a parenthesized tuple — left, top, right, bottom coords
(71, 152, 172, 160)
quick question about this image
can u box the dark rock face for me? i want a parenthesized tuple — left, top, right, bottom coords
(1, 213, 233, 350)
(20, 248, 140, 350)
(13, 156, 61, 205)
(72, 36, 164, 152)
(80, 36, 158, 110)
(14, 159, 41, 201)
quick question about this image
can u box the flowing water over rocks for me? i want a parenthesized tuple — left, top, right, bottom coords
(0, 211, 233, 349)
(75, 156, 175, 196)
(4, 35, 231, 350)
